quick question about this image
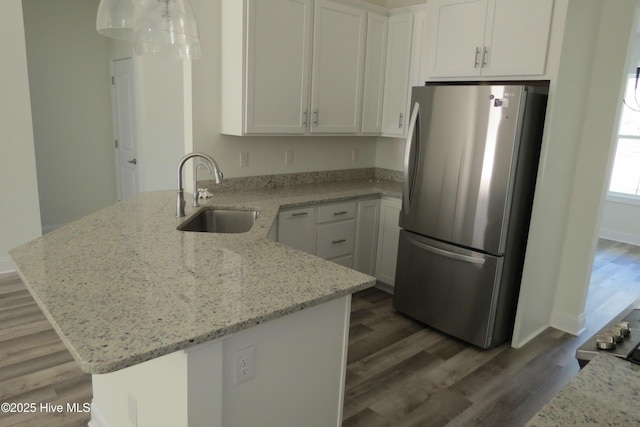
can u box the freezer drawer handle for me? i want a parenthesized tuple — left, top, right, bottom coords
(408, 239, 486, 265)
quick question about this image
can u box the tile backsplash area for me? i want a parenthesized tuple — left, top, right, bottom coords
(199, 168, 402, 192)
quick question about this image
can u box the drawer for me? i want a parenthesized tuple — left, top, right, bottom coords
(279, 207, 315, 221)
(317, 201, 356, 224)
(317, 220, 355, 259)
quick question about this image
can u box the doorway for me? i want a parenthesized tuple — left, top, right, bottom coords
(111, 57, 140, 201)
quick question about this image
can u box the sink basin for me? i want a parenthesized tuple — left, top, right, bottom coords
(177, 207, 259, 233)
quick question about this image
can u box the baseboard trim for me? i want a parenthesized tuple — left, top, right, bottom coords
(510, 323, 549, 349)
(599, 228, 640, 247)
(0, 257, 15, 274)
(375, 281, 394, 295)
(550, 309, 585, 337)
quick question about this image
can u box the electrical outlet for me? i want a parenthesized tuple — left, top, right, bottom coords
(128, 393, 138, 426)
(233, 345, 256, 385)
(351, 149, 359, 163)
(285, 150, 294, 165)
(240, 152, 249, 167)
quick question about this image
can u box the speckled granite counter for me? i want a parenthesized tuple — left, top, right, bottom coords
(9, 179, 401, 374)
(526, 354, 640, 426)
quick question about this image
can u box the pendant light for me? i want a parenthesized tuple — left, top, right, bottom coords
(135, 0, 201, 59)
(96, 0, 137, 41)
(96, 0, 201, 60)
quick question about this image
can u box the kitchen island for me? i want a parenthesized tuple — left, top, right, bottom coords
(9, 179, 400, 427)
(526, 353, 640, 426)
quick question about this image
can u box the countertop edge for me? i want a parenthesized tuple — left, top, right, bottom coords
(10, 179, 400, 374)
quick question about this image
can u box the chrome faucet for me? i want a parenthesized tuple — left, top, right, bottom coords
(193, 161, 212, 208)
(176, 152, 223, 217)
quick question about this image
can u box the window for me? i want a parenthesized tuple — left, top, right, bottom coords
(609, 74, 640, 198)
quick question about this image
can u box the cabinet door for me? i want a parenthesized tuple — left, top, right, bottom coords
(310, 0, 366, 133)
(245, 0, 313, 134)
(481, 0, 553, 76)
(278, 207, 316, 254)
(426, 0, 488, 78)
(381, 12, 414, 136)
(354, 199, 380, 275)
(375, 198, 401, 286)
(361, 12, 388, 134)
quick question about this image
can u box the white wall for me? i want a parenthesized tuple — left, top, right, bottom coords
(513, 0, 638, 345)
(600, 198, 640, 246)
(22, 0, 116, 232)
(599, 32, 640, 247)
(551, 1, 637, 334)
(0, 0, 42, 273)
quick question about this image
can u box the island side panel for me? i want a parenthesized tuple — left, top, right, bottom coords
(89, 295, 351, 427)
(90, 349, 193, 427)
(221, 294, 351, 427)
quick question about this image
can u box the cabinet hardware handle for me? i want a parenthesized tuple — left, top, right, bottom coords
(332, 239, 347, 244)
(474, 47, 481, 68)
(128, 158, 137, 165)
(313, 109, 319, 126)
(333, 211, 348, 216)
(398, 112, 404, 128)
(302, 110, 308, 126)
(291, 212, 308, 217)
(482, 47, 489, 68)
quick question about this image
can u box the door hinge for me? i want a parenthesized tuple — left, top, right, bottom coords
(111, 76, 115, 85)
(115, 139, 118, 148)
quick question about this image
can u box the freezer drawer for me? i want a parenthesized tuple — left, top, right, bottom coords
(393, 230, 504, 348)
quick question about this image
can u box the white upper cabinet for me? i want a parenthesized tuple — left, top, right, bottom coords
(221, 0, 423, 137)
(361, 12, 389, 134)
(221, 0, 312, 135)
(426, 0, 554, 78)
(310, 0, 366, 133)
(380, 12, 414, 137)
(245, 0, 313, 134)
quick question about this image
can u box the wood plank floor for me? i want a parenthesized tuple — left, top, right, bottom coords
(0, 273, 91, 427)
(343, 238, 640, 426)
(1, 238, 639, 427)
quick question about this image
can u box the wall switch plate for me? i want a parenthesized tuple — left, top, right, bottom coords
(285, 150, 294, 165)
(240, 152, 249, 168)
(233, 345, 256, 385)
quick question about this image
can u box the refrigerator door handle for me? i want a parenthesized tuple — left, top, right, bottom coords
(403, 102, 420, 214)
(408, 238, 486, 265)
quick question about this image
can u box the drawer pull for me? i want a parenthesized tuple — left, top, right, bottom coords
(291, 212, 308, 217)
(332, 239, 347, 244)
(333, 211, 348, 216)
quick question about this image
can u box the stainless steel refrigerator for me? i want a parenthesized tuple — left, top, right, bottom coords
(393, 82, 548, 349)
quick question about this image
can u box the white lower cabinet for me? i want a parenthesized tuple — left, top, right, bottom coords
(316, 202, 356, 267)
(354, 199, 380, 275)
(375, 197, 401, 287)
(277, 197, 399, 280)
(277, 206, 316, 254)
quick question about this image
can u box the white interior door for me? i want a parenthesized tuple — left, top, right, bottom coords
(111, 57, 139, 201)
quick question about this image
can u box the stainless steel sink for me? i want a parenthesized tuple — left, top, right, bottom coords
(177, 207, 259, 233)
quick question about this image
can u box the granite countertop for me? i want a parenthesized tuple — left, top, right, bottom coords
(526, 354, 640, 426)
(9, 179, 401, 374)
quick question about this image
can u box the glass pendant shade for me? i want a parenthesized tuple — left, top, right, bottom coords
(134, 0, 202, 59)
(96, 0, 137, 41)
